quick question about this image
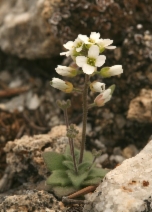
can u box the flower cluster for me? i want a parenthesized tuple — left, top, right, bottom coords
(51, 32, 123, 107)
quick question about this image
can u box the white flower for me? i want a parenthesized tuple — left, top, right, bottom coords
(94, 84, 115, 107)
(97, 39, 116, 50)
(76, 45, 106, 75)
(55, 65, 77, 77)
(94, 89, 111, 107)
(73, 37, 84, 52)
(50, 78, 73, 93)
(78, 32, 100, 45)
(100, 65, 123, 77)
(90, 81, 105, 92)
(60, 41, 74, 57)
(60, 38, 84, 57)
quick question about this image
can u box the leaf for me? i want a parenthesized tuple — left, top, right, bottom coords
(42, 151, 66, 171)
(88, 167, 109, 179)
(62, 161, 75, 171)
(67, 170, 88, 188)
(78, 162, 92, 172)
(83, 150, 94, 163)
(82, 177, 101, 186)
(46, 170, 71, 186)
(53, 186, 77, 198)
(64, 146, 80, 163)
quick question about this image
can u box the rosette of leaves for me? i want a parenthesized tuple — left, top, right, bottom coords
(42, 147, 108, 198)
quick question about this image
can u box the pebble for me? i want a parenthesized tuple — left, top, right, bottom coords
(96, 154, 108, 164)
(26, 92, 40, 110)
(115, 114, 126, 129)
(113, 147, 122, 156)
(122, 144, 139, 158)
(110, 155, 125, 163)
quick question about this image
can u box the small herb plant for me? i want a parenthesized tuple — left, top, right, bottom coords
(42, 32, 123, 198)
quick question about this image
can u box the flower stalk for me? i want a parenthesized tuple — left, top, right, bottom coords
(63, 108, 78, 174)
(79, 74, 90, 164)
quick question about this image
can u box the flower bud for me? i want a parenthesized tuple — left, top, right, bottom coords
(100, 65, 123, 78)
(90, 81, 105, 92)
(50, 78, 73, 93)
(56, 99, 71, 110)
(94, 84, 115, 107)
(55, 65, 78, 77)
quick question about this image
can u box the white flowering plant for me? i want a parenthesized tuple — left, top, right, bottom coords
(42, 32, 123, 198)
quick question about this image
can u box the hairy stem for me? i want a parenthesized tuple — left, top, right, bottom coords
(64, 109, 78, 174)
(64, 109, 72, 153)
(79, 74, 90, 164)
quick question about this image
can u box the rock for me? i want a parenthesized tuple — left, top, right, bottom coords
(122, 144, 139, 159)
(115, 114, 126, 129)
(95, 154, 108, 165)
(127, 89, 152, 123)
(84, 140, 152, 212)
(0, 125, 81, 192)
(0, 0, 62, 59)
(0, 190, 62, 212)
(109, 155, 125, 164)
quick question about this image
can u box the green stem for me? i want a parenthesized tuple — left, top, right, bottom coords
(64, 109, 72, 153)
(73, 88, 82, 93)
(64, 109, 78, 174)
(88, 103, 96, 109)
(79, 74, 90, 164)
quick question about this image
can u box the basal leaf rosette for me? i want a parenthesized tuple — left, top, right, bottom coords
(42, 147, 109, 198)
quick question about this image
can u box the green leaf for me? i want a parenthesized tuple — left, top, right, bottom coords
(46, 170, 71, 186)
(83, 150, 94, 163)
(78, 162, 91, 172)
(67, 170, 88, 188)
(82, 177, 101, 186)
(42, 151, 66, 171)
(64, 153, 73, 161)
(53, 186, 77, 198)
(64, 146, 80, 163)
(88, 167, 109, 179)
(62, 161, 75, 171)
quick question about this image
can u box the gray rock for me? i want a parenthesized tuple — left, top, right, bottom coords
(84, 139, 152, 212)
(0, 190, 62, 212)
(0, 0, 62, 59)
(127, 89, 152, 123)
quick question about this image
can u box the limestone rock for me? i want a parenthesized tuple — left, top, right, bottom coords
(0, 125, 81, 192)
(127, 89, 152, 123)
(84, 140, 152, 212)
(0, 190, 62, 212)
(0, 0, 62, 59)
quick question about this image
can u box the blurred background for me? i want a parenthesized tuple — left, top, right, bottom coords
(0, 0, 152, 185)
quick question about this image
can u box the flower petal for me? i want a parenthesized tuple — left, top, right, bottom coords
(82, 63, 96, 75)
(95, 55, 106, 67)
(109, 65, 123, 76)
(76, 46, 83, 52)
(63, 41, 74, 50)
(90, 32, 100, 41)
(76, 56, 87, 67)
(106, 46, 116, 49)
(102, 39, 113, 47)
(88, 45, 99, 58)
(78, 34, 89, 43)
(60, 51, 71, 56)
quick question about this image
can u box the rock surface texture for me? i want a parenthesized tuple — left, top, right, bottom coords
(0, 125, 81, 192)
(0, 190, 62, 212)
(127, 89, 152, 123)
(84, 140, 152, 212)
(0, 0, 62, 59)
